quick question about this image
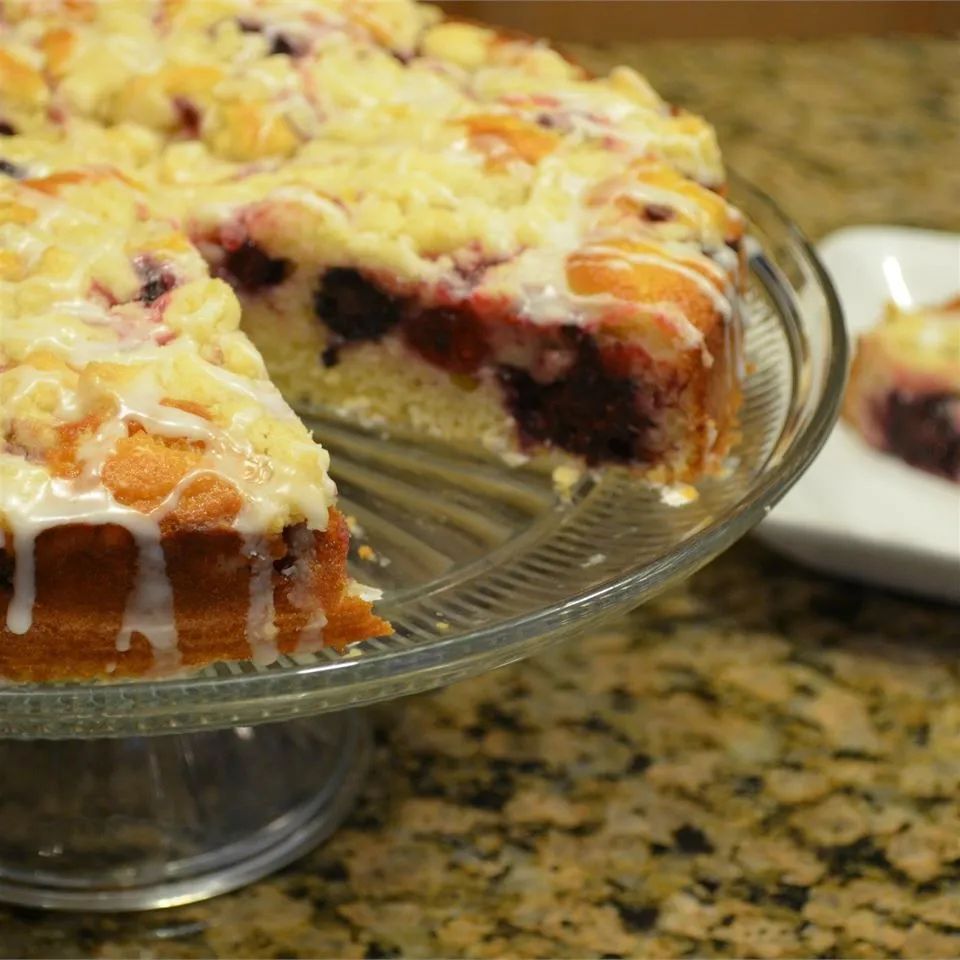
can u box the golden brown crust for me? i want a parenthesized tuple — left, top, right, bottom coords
(0, 509, 389, 682)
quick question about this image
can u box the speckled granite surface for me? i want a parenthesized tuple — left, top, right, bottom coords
(2, 36, 959, 960)
(571, 37, 960, 241)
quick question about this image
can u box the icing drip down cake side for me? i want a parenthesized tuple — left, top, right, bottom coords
(0, 173, 387, 681)
(0, 0, 749, 680)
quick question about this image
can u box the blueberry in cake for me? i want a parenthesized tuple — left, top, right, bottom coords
(844, 297, 960, 482)
(0, 0, 749, 680)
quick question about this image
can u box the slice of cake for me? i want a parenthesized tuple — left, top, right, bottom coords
(844, 297, 960, 482)
(0, 171, 388, 681)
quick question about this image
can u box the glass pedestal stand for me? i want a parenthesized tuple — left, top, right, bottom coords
(0, 180, 844, 911)
(0, 712, 370, 910)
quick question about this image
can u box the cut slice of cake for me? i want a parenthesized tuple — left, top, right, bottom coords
(0, 171, 388, 681)
(844, 297, 960, 482)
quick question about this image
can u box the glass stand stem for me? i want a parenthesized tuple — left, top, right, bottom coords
(0, 711, 370, 911)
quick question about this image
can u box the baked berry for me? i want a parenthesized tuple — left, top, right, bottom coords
(0, 159, 25, 179)
(313, 268, 404, 342)
(173, 97, 202, 138)
(135, 259, 176, 303)
(321, 345, 340, 368)
(403, 307, 489, 374)
(643, 203, 674, 222)
(140, 274, 175, 303)
(222, 241, 291, 292)
(498, 328, 653, 465)
(237, 19, 301, 56)
(885, 391, 960, 479)
(269, 34, 299, 56)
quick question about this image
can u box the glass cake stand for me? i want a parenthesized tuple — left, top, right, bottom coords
(0, 180, 845, 911)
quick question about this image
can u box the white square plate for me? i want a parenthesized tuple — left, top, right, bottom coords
(755, 226, 960, 603)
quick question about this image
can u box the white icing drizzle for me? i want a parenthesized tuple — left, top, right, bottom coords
(3, 471, 180, 653)
(1, 179, 337, 669)
(115, 526, 179, 670)
(283, 524, 328, 651)
(579, 243, 732, 319)
(7, 528, 37, 637)
(297, 609, 327, 652)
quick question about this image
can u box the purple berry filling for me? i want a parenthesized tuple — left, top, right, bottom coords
(497, 327, 654, 465)
(222, 241, 292, 292)
(313, 268, 405, 343)
(309, 273, 658, 465)
(884, 390, 960, 479)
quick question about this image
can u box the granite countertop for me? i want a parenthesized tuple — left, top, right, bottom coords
(3, 36, 959, 960)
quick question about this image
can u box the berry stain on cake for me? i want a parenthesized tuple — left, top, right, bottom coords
(499, 330, 656, 465)
(883, 392, 960, 480)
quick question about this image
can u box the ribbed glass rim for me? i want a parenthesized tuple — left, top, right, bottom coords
(0, 177, 847, 730)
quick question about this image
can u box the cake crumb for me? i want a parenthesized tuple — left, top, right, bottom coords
(358, 544, 377, 561)
(552, 464, 582, 500)
(659, 482, 699, 507)
(582, 552, 606, 568)
(435, 620, 451, 633)
(345, 514, 365, 537)
(348, 580, 383, 602)
(501, 450, 530, 467)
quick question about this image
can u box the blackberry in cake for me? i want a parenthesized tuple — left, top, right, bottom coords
(844, 297, 960, 482)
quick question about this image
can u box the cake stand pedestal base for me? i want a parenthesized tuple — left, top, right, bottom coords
(0, 711, 370, 911)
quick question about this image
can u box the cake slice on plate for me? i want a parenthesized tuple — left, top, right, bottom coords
(844, 297, 960, 482)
